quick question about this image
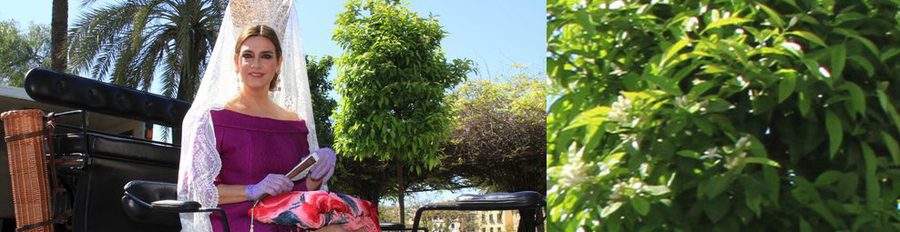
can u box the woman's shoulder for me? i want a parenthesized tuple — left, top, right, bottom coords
(276, 107, 301, 122)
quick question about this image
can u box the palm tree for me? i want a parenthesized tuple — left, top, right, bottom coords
(68, 0, 227, 101)
(51, 0, 67, 72)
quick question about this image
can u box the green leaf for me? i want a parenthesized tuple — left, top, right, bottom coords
(847, 55, 874, 77)
(860, 143, 880, 210)
(689, 80, 716, 98)
(744, 157, 781, 167)
(840, 82, 866, 118)
(882, 132, 900, 165)
(745, 185, 763, 217)
(879, 47, 900, 62)
(834, 28, 880, 55)
(763, 167, 780, 204)
(799, 217, 812, 232)
(814, 170, 844, 187)
(776, 69, 798, 103)
(707, 97, 734, 113)
(757, 3, 785, 28)
(787, 31, 827, 47)
(703, 194, 731, 222)
(574, 7, 596, 36)
(622, 73, 642, 90)
(876, 89, 900, 135)
(644, 185, 671, 196)
(631, 197, 651, 216)
(830, 44, 846, 79)
(704, 174, 734, 199)
(825, 110, 843, 158)
(702, 17, 752, 34)
(798, 92, 812, 117)
(661, 37, 691, 67)
(564, 106, 610, 130)
(677, 150, 701, 159)
(601, 201, 624, 218)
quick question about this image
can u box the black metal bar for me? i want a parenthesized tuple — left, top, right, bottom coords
(412, 204, 543, 232)
(518, 208, 535, 232)
(49, 110, 84, 118)
(412, 208, 425, 232)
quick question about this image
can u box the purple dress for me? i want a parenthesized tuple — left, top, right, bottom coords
(209, 109, 310, 232)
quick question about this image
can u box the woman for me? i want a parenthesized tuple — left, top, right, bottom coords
(177, 1, 377, 231)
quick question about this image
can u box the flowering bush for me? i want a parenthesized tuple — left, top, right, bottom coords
(547, 0, 900, 230)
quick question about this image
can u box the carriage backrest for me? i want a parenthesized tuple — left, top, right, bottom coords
(24, 68, 190, 128)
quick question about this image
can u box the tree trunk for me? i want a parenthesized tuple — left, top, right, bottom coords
(50, 0, 68, 72)
(397, 159, 406, 227)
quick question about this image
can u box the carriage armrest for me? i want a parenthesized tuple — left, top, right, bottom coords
(151, 200, 201, 213)
(121, 180, 182, 226)
(122, 180, 231, 232)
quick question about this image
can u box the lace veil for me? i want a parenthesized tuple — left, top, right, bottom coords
(177, 0, 318, 231)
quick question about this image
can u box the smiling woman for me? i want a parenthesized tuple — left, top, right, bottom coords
(233, 25, 283, 92)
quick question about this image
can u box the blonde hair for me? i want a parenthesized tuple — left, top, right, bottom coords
(235, 25, 283, 91)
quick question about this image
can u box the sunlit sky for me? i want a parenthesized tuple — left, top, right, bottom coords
(1, 0, 544, 206)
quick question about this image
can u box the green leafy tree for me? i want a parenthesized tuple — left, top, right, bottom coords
(333, 0, 473, 224)
(0, 20, 50, 87)
(307, 55, 338, 148)
(306, 54, 392, 205)
(68, 0, 226, 101)
(548, 0, 900, 231)
(443, 72, 547, 193)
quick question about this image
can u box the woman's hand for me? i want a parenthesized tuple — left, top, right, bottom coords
(310, 148, 336, 184)
(245, 174, 293, 201)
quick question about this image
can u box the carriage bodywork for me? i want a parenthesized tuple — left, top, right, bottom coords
(2, 68, 188, 231)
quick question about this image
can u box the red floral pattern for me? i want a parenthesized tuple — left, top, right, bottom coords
(249, 191, 381, 231)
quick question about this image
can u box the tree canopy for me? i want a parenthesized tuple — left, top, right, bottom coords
(443, 73, 547, 193)
(0, 20, 49, 87)
(548, 0, 900, 230)
(332, 0, 473, 172)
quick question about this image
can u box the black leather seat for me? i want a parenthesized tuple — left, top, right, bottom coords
(60, 132, 181, 231)
(412, 191, 545, 232)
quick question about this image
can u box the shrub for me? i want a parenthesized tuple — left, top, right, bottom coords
(547, 0, 900, 230)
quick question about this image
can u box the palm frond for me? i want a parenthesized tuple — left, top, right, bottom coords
(69, 0, 224, 100)
(68, 1, 144, 77)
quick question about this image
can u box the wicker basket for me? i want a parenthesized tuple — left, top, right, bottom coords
(2, 109, 52, 232)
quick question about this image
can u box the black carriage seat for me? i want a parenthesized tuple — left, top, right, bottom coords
(60, 131, 182, 231)
(412, 191, 546, 232)
(22, 68, 191, 232)
(122, 180, 230, 232)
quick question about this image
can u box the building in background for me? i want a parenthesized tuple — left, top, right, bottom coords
(479, 210, 519, 232)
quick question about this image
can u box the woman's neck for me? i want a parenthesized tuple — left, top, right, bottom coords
(230, 87, 275, 113)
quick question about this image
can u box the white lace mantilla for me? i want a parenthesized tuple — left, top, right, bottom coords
(177, 0, 318, 231)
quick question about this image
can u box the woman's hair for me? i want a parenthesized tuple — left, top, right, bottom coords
(235, 25, 283, 91)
